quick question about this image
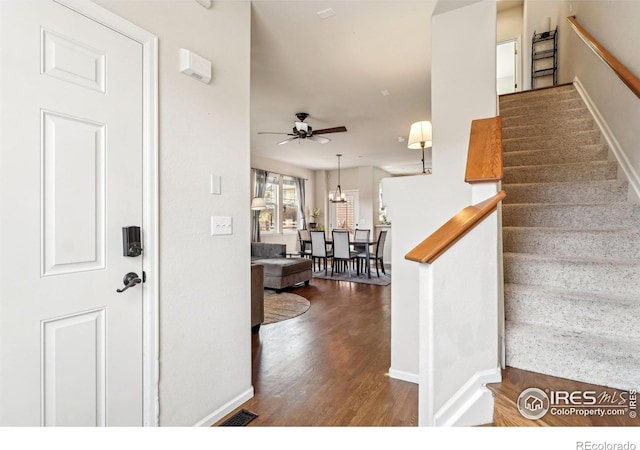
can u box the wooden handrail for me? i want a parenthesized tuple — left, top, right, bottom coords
(568, 15, 640, 99)
(405, 191, 506, 264)
(464, 116, 503, 184)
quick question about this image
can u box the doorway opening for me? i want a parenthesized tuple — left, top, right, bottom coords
(497, 38, 521, 95)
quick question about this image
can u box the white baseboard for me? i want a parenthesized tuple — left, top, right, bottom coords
(433, 367, 501, 427)
(192, 386, 254, 427)
(573, 77, 640, 202)
(388, 368, 419, 384)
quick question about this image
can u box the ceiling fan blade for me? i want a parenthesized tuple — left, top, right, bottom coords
(313, 126, 347, 135)
(308, 135, 330, 144)
(278, 136, 299, 145)
(257, 131, 294, 135)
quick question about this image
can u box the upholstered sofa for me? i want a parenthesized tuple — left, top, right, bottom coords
(251, 242, 312, 291)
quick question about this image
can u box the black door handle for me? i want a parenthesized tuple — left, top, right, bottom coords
(116, 272, 142, 293)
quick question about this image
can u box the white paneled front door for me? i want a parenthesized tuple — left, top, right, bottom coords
(0, 1, 144, 426)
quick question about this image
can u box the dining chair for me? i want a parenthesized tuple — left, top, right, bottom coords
(357, 230, 387, 277)
(310, 230, 332, 275)
(353, 229, 370, 273)
(298, 228, 312, 259)
(331, 229, 357, 277)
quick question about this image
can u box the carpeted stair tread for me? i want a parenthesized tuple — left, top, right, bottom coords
(499, 86, 578, 106)
(501, 106, 591, 127)
(502, 144, 609, 167)
(502, 129, 601, 151)
(500, 98, 586, 118)
(503, 226, 640, 259)
(501, 180, 629, 204)
(502, 202, 640, 228)
(503, 160, 618, 184)
(503, 252, 640, 297)
(502, 117, 596, 140)
(504, 283, 640, 339)
(505, 321, 640, 390)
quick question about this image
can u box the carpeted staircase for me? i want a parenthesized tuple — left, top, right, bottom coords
(499, 83, 640, 391)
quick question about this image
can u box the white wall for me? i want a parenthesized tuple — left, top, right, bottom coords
(384, 1, 497, 383)
(94, 0, 252, 426)
(497, 3, 524, 43)
(358, 166, 375, 230)
(373, 167, 392, 225)
(522, 0, 563, 90)
(560, 0, 640, 201)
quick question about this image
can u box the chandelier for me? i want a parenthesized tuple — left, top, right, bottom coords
(329, 154, 346, 203)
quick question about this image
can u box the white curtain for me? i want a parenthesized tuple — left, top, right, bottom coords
(252, 169, 267, 242)
(294, 177, 306, 230)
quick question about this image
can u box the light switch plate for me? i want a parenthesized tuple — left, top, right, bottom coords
(211, 216, 232, 235)
(210, 174, 221, 195)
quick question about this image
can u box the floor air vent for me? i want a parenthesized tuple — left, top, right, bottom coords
(219, 409, 258, 426)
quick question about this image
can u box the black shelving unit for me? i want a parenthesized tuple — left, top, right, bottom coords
(531, 27, 558, 88)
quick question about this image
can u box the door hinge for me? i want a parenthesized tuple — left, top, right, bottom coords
(142, 271, 146, 283)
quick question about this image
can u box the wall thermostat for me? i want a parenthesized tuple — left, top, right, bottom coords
(179, 48, 211, 84)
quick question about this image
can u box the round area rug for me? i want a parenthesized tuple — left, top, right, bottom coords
(263, 292, 310, 325)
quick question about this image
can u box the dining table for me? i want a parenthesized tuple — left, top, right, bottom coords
(303, 236, 377, 278)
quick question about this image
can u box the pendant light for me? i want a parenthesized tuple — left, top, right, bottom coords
(329, 154, 347, 203)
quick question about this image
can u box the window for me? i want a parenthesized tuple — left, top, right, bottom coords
(334, 194, 355, 233)
(257, 172, 300, 234)
(281, 176, 298, 232)
(258, 173, 279, 233)
(379, 182, 389, 224)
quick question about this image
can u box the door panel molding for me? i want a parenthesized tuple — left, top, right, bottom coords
(42, 308, 106, 426)
(41, 110, 106, 276)
(41, 27, 106, 93)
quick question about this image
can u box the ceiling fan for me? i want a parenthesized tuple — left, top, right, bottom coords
(257, 112, 347, 145)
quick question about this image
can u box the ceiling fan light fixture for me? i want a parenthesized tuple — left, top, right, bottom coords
(258, 113, 347, 145)
(329, 154, 347, 203)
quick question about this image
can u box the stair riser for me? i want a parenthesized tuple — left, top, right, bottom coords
(503, 228, 640, 259)
(502, 108, 591, 127)
(502, 181, 629, 204)
(502, 204, 640, 228)
(505, 288, 640, 338)
(500, 99, 585, 118)
(505, 323, 640, 391)
(503, 162, 618, 184)
(502, 144, 609, 167)
(500, 88, 578, 107)
(503, 145, 609, 167)
(502, 119, 596, 140)
(504, 254, 640, 296)
(503, 131, 601, 151)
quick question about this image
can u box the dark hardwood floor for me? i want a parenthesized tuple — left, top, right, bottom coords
(218, 277, 419, 426)
(216, 277, 638, 429)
